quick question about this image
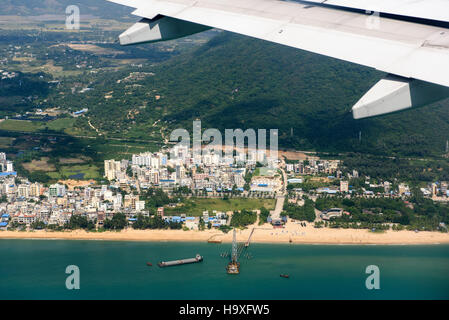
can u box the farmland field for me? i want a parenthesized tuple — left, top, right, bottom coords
(22, 157, 56, 172)
(47, 164, 100, 180)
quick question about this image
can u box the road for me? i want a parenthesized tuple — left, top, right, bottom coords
(271, 165, 287, 220)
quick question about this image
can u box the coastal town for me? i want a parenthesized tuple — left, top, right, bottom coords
(0, 143, 448, 241)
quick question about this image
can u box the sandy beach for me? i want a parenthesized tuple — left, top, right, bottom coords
(1, 221, 449, 245)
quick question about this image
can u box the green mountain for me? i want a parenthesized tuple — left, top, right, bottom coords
(6, 26, 449, 158)
(0, 0, 131, 19)
(146, 32, 449, 157)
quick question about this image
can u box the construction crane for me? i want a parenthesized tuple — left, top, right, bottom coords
(225, 228, 258, 274)
(226, 229, 240, 274)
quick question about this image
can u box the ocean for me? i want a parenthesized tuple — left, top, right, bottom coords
(0, 239, 448, 299)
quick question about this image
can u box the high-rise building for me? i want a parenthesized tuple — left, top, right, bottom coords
(124, 194, 139, 209)
(340, 180, 349, 193)
(113, 193, 122, 209)
(175, 165, 186, 180)
(431, 183, 438, 196)
(6, 160, 13, 172)
(135, 200, 145, 211)
(440, 182, 448, 195)
(104, 160, 121, 180)
(398, 183, 410, 196)
(49, 184, 66, 197)
(17, 184, 29, 198)
(384, 181, 391, 193)
(29, 182, 42, 197)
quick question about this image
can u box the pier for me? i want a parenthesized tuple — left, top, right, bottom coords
(207, 234, 223, 243)
(244, 228, 256, 247)
(225, 228, 262, 274)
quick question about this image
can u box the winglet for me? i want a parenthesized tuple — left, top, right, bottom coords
(352, 75, 449, 119)
(119, 17, 211, 46)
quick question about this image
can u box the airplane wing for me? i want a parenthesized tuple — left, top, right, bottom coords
(107, 0, 449, 119)
(301, 0, 449, 23)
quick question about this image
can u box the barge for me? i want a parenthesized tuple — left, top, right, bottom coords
(158, 254, 203, 267)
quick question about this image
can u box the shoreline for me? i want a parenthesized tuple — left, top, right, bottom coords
(1, 222, 449, 245)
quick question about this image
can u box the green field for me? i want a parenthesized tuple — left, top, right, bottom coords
(0, 136, 15, 148)
(94, 140, 161, 160)
(0, 118, 96, 136)
(47, 164, 100, 180)
(0, 120, 42, 132)
(45, 118, 77, 132)
(0, 118, 78, 134)
(164, 198, 276, 216)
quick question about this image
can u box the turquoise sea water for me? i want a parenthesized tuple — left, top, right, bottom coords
(0, 240, 448, 300)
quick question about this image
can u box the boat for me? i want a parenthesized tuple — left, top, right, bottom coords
(280, 274, 290, 278)
(158, 254, 203, 267)
(146, 262, 152, 266)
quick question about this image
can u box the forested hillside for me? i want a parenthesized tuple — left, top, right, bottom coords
(147, 32, 449, 157)
(3, 23, 449, 157)
(1, 0, 131, 19)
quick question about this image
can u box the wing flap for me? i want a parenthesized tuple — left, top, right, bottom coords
(301, 0, 449, 23)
